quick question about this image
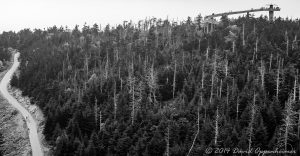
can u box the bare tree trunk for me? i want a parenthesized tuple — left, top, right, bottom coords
(225, 56, 228, 78)
(216, 79, 219, 97)
(247, 70, 250, 83)
(260, 60, 265, 90)
(232, 41, 235, 54)
(243, 23, 245, 47)
(99, 111, 102, 131)
(206, 47, 209, 60)
(283, 98, 295, 152)
(255, 38, 258, 60)
(113, 82, 117, 120)
(286, 31, 289, 56)
(173, 59, 177, 98)
(276, 66, 280, 101)
(210, 51, 217, 104)
(269, 53, 273, 71)
(226, 85, 229, 117)
(248, 93, 256, 152)
(202, 63, 206, 121)
(294, 74, 297, 101)
(201, 63, 205, 89)
(165, 125, 170, 156)
(298, 111, 300, 139)
(298, 84, 300, 101)
(94, 98, 98, 127)
(128, 61, 136, 125)
(182, 51, 185, 71)
(236, 94, 239, 121)
(219, 79, 223, 98)
(214, 108, 219, 146)
(252, 48, 255, 64)
(187, 75, 204, 156)
(149, 64, 158, 103)
(105, 50, 109, 80)
(62, 61, 65, 82)
(131, 80, 135, 125)
(292, 35, 297, 50)
(116, 48, 119, 62)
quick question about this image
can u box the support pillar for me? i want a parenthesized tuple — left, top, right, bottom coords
(269, 5, 274, 21)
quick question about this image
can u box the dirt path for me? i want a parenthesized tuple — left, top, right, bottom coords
(0, 52, 43, 156)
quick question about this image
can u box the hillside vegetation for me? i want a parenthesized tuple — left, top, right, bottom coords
(1, 15, 300, 155)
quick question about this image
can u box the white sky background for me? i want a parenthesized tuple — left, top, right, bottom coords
(0, 0, 299, 32)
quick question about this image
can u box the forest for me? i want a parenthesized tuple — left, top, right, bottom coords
(1, 15, 300, 155)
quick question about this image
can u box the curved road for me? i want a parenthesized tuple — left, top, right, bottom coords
(0, 52, 43, 156)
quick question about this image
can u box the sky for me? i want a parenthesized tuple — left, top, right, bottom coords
(0, 0, 299, 32)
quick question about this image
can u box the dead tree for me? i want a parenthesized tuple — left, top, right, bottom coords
(278, 95, 297, 151)
(113, 81, 118, 120)
(165, 125, 170, 156)
(94, 97, 98, 127)
(201, 63, 205, 89)
(99, 111, 102, 130)
(173, 59, 177, 98)
(84, 54, 90, 90)
(255, 37, 258, 60)
(248, 93, 257, 152)
(269, 53, 273, 71)
(236, 94, 239, 121)
(276, 64, 281, 101)
(182, 51, 185, 71)
(259, 60, 265, 90)
(225, 55, 229, 78)
(214, 108, 220, 146)
(292, 35, 298, 50)
(298, 83, 300, 101)
(201, 63, 207, 121)
(187, 66, 204, 155)
(226, 85, 229, 117)
(105, 49, 109, 80)
(115, 48, 119, 62)
(247, 70, 250, 83)
(285, 31, 289, 56)
(128, 62, 136, 125)
(242, 23, 245, 47)
(294, 71, 298, 101)
(128, 62, 143, 125)
(298, 110, 300, 139)
(146, 64, 158, 103)
(206, 47, 209, 60)
(210, 50, 217, 104)
(219, 79, 223, 98)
